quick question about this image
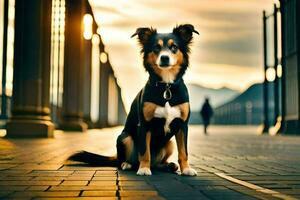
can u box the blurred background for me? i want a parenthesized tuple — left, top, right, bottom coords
(91, 0, 274, 109)
(0, 0, 299, 137)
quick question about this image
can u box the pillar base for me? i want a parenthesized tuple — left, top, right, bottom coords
(83, 116, 94, 129)
(59, 121, 87, 132)
(269, 117, 284, 135)
(258, 123, 269, 135)
(6, 119, 55, 138)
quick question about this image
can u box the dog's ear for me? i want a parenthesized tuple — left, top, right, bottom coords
(173, 24, 199, 43)
(131, 27, 156, 45)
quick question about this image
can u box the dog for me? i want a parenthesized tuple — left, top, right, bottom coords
(69, 24, 199, 176)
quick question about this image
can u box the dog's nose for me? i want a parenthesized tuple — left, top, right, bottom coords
(160, 55, 170, 66)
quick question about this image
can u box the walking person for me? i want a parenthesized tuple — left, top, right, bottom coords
(200, 97, 213, 134)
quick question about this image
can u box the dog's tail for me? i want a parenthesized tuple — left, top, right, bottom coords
(68, 151, 118, 167)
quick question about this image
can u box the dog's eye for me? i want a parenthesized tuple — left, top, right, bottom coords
(170, 44, 178, 52)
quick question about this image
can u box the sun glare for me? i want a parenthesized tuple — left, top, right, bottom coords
(266, 67, 276, 82)
(277, 64, 282, 78)
(83, 14, 93, 40)
(100, 52, 108, 64)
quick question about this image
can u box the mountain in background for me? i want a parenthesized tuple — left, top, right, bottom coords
(188, 82, 276, 125)
(187, 83, 240, 112)
(212, 82, 275, 125)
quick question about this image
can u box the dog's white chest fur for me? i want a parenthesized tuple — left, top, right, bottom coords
(154, 102, 181, 133)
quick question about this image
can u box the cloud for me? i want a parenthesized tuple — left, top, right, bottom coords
(185, 63, 263, 91)
(88, 0, 275, 109)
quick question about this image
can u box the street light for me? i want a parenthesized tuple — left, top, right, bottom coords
(277, 64, 282, 78)
(92, 34, 100, 45)
(83, 14, 93, 40)
(100, 52, 107, 64)
(266, 67, 276, 82)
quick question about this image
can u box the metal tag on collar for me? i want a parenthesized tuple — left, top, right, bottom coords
(163, 84, 172, 100)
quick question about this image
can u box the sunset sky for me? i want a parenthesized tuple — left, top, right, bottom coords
(89, 0, 276, 109)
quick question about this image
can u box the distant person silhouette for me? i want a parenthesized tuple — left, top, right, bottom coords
(200, 97, 213, 134)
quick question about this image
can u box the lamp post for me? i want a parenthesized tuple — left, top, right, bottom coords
(1, 0, 8, 119)
(279, 0, 286, 134)
(273, 4, 280, 127)
(261, 10, 269, 134)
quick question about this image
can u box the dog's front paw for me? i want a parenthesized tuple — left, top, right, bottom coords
(182, 168, 197, 176)
(121, 162, 132, 170)
(136, 167, 152, 176)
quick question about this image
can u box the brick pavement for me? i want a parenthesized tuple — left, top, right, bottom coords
(0, 126, 300, 200)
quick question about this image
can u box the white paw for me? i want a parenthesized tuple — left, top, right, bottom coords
(136, 167, 152, 176)
(182, 168, 197, 176)
(121, 162, 132, 170)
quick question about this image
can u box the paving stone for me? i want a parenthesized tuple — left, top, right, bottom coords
(49, 185, 118, 191)
(1, 169, 32, 175)
(0, 185, 28, 191)
(0, 176, 33, 180)
(4, 197, 33, 200)
(263, 185, 292, 189)
(60, 181, 88, 186)
(2, 126, 300, 200)
(236, 175, 300, 181)
(8, 191, 80, 197)
(0, 190, 14, 198)
(0, 164, 18, 170)
(30, 170, 74, 175)
(118, 176, 146, 181)
(185, 180, 238, 186)
(81, 190, 117, 197)
(31, 171, 74, 174)
(72, 171, 95, 175)
(91, 176, 116, 181)
(94, 171, 117, 177)
(120, 185, 156, 190)
(88, 181, 116, 186)
(32, 176, 65, 181)
(12, 164, 63, 170)
(275, 189, 300, 195)
(226, 185, 279, 200)
(64, 176, 92, 181)
(26, 186, 50, 191)
(0, 180, 62, 185)
(119, 180, 149, 186)
(122, 197, 165, 200)
(34, 197, 118, 200)
(119, 190, 159, 197)
(60, 166, 109, 171)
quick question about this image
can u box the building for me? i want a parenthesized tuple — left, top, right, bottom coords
(261, 0, 300, 134)
(280, 0, 300, 134)
(0, 0, 126, 137)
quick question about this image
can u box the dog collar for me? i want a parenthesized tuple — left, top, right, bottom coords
(154, 79, 182, 100)
(163, 84, 172, 100)
(153, 78, 183, 87)
(147, 78, 183, 101)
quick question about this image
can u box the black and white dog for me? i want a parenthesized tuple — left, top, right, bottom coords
(69, 24, 199, 176)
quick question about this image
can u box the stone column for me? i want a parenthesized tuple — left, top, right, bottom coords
(261, 11, 269, 134)
(59, 0, 87, 131)
(117, 85, 127, 125)
(6, 0, 54, 137)
(82, 39, 92, 128)
(99, 62, 109, 128)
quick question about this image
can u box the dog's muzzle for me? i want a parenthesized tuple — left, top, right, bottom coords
(159, 55, 170, 67)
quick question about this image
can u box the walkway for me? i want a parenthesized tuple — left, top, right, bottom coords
(0, 126, 300, 200)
